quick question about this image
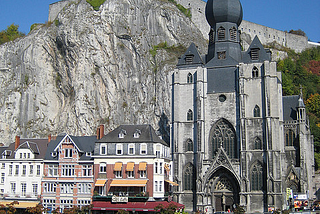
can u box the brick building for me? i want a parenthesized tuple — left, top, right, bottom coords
(92, 124, 181, 212)
(41, 134, 96, 212)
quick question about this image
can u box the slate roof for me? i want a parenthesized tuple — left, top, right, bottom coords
(242, 36, 271, 63)
(283, 95, 300, 121)
(98, 124, 168, 147)
(1, 138, 49, 159)
(177, 43, 204, 68)
(44, 134, 96, 161)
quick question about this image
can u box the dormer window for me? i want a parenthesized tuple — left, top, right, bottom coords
(118, 129, 127, 138)
(133, 129, 141, 138)
(51, 152, 57, 158)
(65, 148, 72, 158)
(185, 54, 194, 64)
(217, 26, 225, 40)
(250, 48, 259, 60)
(100, 144, 106, 155)
(230, 27, 237, 41)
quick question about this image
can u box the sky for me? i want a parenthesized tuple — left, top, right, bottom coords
(0, 0, 319, 43)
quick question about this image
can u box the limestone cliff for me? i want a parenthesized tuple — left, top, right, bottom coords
(0, 0, 207, 144)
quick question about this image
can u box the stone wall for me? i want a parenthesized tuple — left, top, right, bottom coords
(175, 0, 316, 53)
(48, 0, 72, 22)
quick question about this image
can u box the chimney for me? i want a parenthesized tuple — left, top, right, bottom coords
(48, 134, 52, 142)
(99, 124, 104, 139)
(97, 127, 100, 140)
(15, 136, 20, 150)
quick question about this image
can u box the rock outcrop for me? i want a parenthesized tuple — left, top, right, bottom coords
(0, 0, 207, 144)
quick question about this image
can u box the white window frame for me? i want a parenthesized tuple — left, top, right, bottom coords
(99, 163, 106, 173)
(100, 144, 107, 155)
(29, 165, 33, 175)
(155, 181, 158, 192)
(127, 171, 134, 178)
(115, 171, 122, 178)
(78, 183, 92, 194)
(60, 183, 74, 194)
(36, 165, 41, 176)
(48, 164, 58, 177)
(22, 165, 27, 176)
(21, 182, 27, 196)
(15, 165, 19, 176)
(32, 183, 38, 196)
(44, 183, 57, 193)
(128, 144, 135, 155)
(1, 173, 4, 183)
(11, 182, 16, 194)
(140, 143, 147, 155)
(155, 162, 158, 174)
(61, 165, 75, 177)
(140, 170, 146, 178)
(65, 148, 73, 158)
(82, 165, 92, 177)
(116, 144, 123, 155)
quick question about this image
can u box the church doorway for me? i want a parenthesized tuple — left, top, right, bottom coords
(207, 169, 240, 212)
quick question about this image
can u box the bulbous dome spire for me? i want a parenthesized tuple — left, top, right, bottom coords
(205, 0, 243, 27)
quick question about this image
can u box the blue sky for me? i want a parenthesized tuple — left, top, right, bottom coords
(0, 0, 319, 42)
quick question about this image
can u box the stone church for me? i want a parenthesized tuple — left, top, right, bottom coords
(170, 0, 315, 212)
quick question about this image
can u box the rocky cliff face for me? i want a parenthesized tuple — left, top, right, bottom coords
(0, 0, 207, 144)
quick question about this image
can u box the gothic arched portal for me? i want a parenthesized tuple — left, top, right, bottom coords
(205, 168, 240, 212)
(209, 119, 237, 159)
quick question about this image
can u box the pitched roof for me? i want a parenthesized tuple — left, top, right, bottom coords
(98, 124, 168, 146)
(283, 95, 300, 121)
(242, 36, 271, 63)
(1, 138, 49, 159)
(44, 134, 96, 161)
(177, 43, 204, 67)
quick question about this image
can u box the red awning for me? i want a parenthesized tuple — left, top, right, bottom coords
(92, 201, 185, 212)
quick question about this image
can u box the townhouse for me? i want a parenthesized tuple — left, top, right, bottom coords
(41, 134, 96, 212)
(91, 124, 182, 213)
(0, 136, 48, 209)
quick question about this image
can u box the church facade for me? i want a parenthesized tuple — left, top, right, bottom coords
(170, 0, 315, 213)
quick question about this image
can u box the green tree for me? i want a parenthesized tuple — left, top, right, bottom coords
(26, 204, 46, 214)
(0, 24, 25, 45)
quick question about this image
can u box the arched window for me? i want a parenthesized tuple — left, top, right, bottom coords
(211, 119, 236, 159)
(229, 27, 237, 41)
(252, 66, 259, 78)
(184, 163, 194, 191)
(285, 129, 295, 146)
(254, 105, 260, 117)
(187, 73, 193, 83)
(186, 139, 193, 152)
(187, 109, 193, 121)
(251, 162, 263, 191)
(217, 27, 225, 41)
(254, 137, 262, 150)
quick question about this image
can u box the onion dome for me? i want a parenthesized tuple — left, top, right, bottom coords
(205, 0, 243, 27)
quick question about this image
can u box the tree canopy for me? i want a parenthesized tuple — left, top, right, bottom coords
(0, 24, 25, 45)
(277, 46, 320, 169)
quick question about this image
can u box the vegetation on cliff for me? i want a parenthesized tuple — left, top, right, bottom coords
(0, 24, 25, 45)
(277, 46, 320, 169)
(86, 0, 106, 11)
